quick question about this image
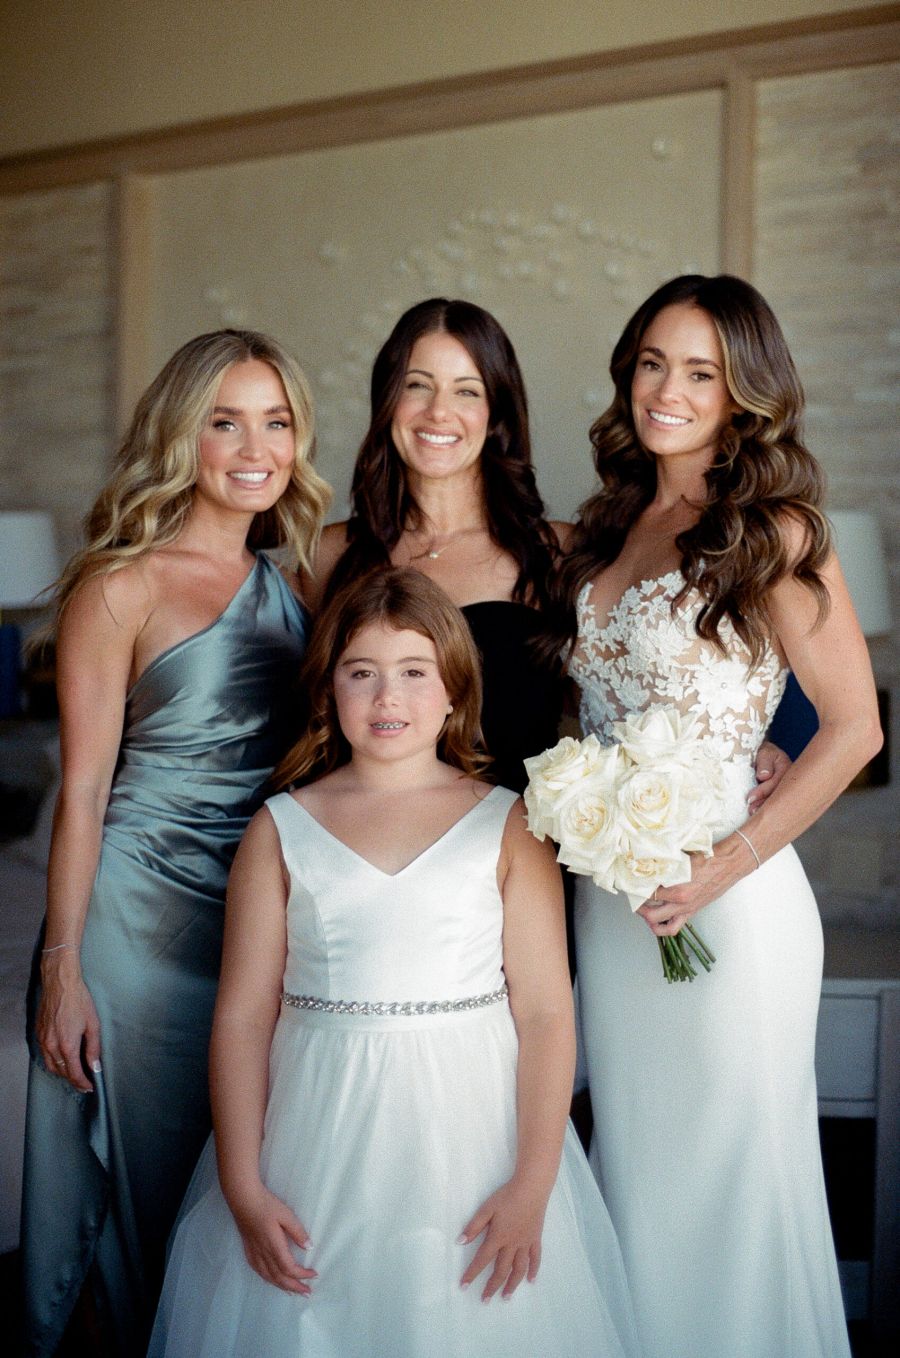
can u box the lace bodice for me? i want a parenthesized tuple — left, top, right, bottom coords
(570, 572, 788, 770)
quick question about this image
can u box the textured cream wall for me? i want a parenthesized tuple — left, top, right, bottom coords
(0, 0, 878, 157)
(150, 92, 722, 522)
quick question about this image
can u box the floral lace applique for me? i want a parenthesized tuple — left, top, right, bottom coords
(570, 571, 788, 765)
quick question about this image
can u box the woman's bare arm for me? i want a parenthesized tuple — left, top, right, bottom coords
(37, 570, 146, 1091)
(641, 534, 881, 934)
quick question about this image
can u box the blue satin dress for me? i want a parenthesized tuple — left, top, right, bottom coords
(22, 554, 308, 1357)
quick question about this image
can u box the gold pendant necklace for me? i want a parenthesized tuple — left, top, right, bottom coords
(406, 525, 484, 564)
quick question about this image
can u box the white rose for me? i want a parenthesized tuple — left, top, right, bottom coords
(523, 734, 609, 792)
(613, 835, 693, 910)
(524, 735, 621, 840)
(612, 707, 701, 768)
(616, 765, 687, 836)
(552, 774, 622, 887)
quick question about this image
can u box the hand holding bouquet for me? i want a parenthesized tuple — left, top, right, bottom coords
(524, 708, 728, 982)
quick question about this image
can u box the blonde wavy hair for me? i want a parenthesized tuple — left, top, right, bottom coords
(274, 568, 490, 788)
(52, 329, 331, 620)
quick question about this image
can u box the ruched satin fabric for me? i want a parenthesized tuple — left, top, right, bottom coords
(21, 554, 308, 1357)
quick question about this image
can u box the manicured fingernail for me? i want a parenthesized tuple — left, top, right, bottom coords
(460, 1282, 469, 1291)
(457, 1234, 468, 1245)
(91, 1060, 102, 1073)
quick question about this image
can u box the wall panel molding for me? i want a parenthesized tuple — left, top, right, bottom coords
(1, 8, 897, 195)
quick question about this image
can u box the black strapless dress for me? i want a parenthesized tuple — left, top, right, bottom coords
(461, 602, 564, 795)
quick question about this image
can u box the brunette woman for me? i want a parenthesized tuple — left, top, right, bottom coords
(559, 275, 880, 1358)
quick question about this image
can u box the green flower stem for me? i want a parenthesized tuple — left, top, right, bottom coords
(683, 923, 716, 971)
(657, 923, 717, 983)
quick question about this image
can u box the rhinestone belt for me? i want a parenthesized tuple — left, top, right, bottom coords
(281, 983, 508, 1017)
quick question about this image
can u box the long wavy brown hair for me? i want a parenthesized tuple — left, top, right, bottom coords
(51, 329, 331, 622)
(323, 298, 560, 616)
(554, 274, 830, 664)
(274, 568, 490, 788)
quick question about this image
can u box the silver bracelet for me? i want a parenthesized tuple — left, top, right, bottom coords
(41, 942, 75, 955)
(734, 827, 762, 870)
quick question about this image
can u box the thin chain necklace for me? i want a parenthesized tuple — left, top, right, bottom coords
(410, 541, 450, 562)
(406, 525, 485, 563)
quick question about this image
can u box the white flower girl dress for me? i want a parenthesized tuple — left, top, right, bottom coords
(150, 784, 640, 1358)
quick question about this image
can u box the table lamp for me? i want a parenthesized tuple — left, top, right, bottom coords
(0, 511, 61, 717)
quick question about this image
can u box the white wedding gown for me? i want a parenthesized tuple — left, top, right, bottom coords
(150, 785, 640, 1358)
(571, 572, 850, 1358)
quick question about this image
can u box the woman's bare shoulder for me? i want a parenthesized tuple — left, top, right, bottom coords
(548, 520, 577, 553)
(60, 559, 154, 639)
(301, 520, 350, 611)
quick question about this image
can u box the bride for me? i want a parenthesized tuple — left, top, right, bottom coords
(554, 274, 881, 1358)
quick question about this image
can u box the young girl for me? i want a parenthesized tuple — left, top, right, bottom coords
(150, 569, 639, 1358)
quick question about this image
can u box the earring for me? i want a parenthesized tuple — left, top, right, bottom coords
(446, 704, 453, 714)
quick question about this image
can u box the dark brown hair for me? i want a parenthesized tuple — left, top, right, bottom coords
(554, 274, 830, 663)
(324, 298, 560, 614)
(274, 568, 490, 787)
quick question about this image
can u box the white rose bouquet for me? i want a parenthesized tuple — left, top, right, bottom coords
(524, 708, 728, 982)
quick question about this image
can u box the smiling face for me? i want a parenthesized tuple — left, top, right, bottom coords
(630, 303, 741, 471)
(333, 623, 451, 768)
(389, 331, 491, 488)
(194, 359, 296, 517)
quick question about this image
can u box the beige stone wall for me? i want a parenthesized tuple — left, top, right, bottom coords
(0, 184, 115, 560)
(755, 62, 899, 923)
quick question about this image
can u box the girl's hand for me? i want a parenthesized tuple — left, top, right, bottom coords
(231, 1185, 316, 1295)
(36, 952, 101, 1093)
(459, 1178, 548, 1300)
(637, 834, 755, 937)
(747, 740, 792, 813)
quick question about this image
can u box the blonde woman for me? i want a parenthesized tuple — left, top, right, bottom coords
(22, 330, 330, 1357)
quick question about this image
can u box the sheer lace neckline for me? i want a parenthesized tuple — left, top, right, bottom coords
(570, 571, 788, 767)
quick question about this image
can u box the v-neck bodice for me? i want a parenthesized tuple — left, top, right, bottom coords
(286, 786, 505, 878)
(267, 785, 518, 1004)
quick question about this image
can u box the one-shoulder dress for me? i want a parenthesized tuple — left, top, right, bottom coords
(22, 554, 308, 1357)
(150, 785, 640, 1358)
(570, 572, 850, 1358)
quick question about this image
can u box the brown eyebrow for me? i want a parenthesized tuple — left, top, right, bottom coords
(406, 367, 484, 384)
(639, 345, 722, 371)
(339, 655, 437, 666)
(212, 404, 292, 415)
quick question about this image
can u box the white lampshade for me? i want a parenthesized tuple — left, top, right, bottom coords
(830, 510, 892, 638)
(0, 511, 61, 608)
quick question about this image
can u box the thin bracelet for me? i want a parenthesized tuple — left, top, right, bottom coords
(734, 827, 762, 870)
(42, 942, 76, 955)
